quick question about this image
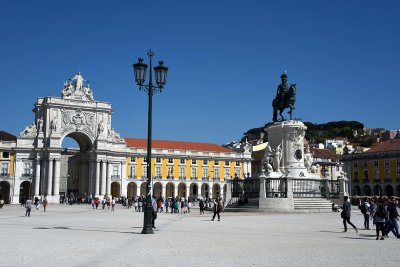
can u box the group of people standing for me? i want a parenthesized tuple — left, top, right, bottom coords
(341, 195, 399, 240)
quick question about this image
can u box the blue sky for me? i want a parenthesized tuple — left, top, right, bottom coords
(0, 0, 399, 146)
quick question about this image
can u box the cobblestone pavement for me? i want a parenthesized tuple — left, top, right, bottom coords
(0, 204, 399, 267)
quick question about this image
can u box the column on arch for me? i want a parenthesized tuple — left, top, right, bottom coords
(106, 161, 112, 195)
(185, 182, 189, 199)
(34, 158, 41, 196)
(100, 160, 106, 196)
(173, 182, 178, 198)
(53, 158, 61, 198)
(162, 182, 167, 198)
(198, 183, 202, 199)
(47, 158, 54, 196)
(95, 160, 100, 196)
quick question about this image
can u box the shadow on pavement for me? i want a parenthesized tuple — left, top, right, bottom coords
(33, 226, 141, 234)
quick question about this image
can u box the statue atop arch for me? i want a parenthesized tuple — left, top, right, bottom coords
(61, 72, 94, 102)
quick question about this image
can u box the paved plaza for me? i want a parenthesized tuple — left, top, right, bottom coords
(0, 204, 399, 267)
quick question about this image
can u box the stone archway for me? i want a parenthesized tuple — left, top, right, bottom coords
(166, 182, 174, 198)
(385, 185, 393, 196)
(140, 182, 147, 197)
(111, 182, 120, 198)
(212, 183, 221, 199)
(190, 183, 198, 199)
(353, 185, 361, 196)
(373, 185, 382, 196)
(0, 181, 11, 204)
(178, 183, 186, 198)
(19, 181, 32, 203)
(364, 185, 371, 196)
(201, 183, 210, 199)
(153, 182, 162, 198)
(223, 184, 227, 202)
(127, 182, 137, 198)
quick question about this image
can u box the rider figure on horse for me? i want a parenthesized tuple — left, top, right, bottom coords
(272, 71, 296, 122)
(276, 72, 289, 106)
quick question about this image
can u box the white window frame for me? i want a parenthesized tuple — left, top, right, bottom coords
(191, 167, 197, 178)
(179, 167, 185, 178)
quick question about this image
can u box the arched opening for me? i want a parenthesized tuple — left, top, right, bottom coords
(385, 185, 393, 196)
(364, 185, 371, 196)
(166, 182, 174, 198)
(60, 133, 93, 199)
(353, 185, 361, 196)
(212, 183, 221, 199)
(178, 183, 186, 198)
(190, 183, 198, 199)
(127, 182, 137, 198)
(111, 182, 120, 198)
(0, 181, 11, 204)
(19, 181, 32, 203)
(153, 182, 162, 198)
(140, 182, 147, 196)
(397, 185, 400, 197)
(201, 183, 210, 200)
(373, 185, 382, 196)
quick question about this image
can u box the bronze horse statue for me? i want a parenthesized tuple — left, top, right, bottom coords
(272, 83, 296, 122)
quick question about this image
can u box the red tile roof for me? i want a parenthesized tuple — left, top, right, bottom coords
(124, 138, 236, 153)
(311, 148, 337, 161)
(0, 131, 16, 142)
(365, 139, 400, 153)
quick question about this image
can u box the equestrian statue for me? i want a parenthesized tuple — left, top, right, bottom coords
(272, 72, 297, 122)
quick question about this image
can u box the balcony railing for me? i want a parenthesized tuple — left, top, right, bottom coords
(127, 175, 137, 179)
(362, 178, 369, 184)
(111, 175, 120, 179)
(0, 173, 10, 177)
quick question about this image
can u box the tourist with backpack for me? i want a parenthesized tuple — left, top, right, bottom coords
(385, 197, 399, 238)
(360, 198, 371, 230)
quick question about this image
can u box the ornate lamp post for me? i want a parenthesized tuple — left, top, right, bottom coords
(133, 49, 168, 234)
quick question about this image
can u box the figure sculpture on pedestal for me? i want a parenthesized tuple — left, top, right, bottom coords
(272, 72, 297, 122)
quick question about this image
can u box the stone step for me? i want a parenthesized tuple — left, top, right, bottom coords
(293, 198, 333, 212)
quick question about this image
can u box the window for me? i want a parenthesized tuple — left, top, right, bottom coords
(113, 165, 119, 176)
(374, 160, 378, 167)
(397, 169, 400, 178)
(374, 170, 379, 179)
(354, 170, 358, 179)
(180, 159, 185, 164)
(202, 168, 208, 178)
(2, 152, 9, 159)
(214, 160, 219, 166)
(236, 161, 240, 167)
(353, 161, 358, 168)
(168, 166, 174, 178)
(385, 169, 390, 179)
(225, 168, 230, 179)
(336, 166, 340, 171)
(130, 157, 136, 162)
(143, 166, 147, 178)
(168, 158, 173, 164)
(143, 157, 147, 163)
(192, 159, 197, 165)
(23, 162, 31, 176)
(1, 162, 9, 175)
(397, 159, 400, 166)
(191, 167, 197, 178)
(203, 160, 208, 165)
(179, 167, 185, 178)
(225, 161, 230, 166)
(385, 159, 390, 166)
(235, 168, 240, 177)
(129, 166, 136, 177)
(214, 168, 219, 179)
(156, 166, 161, 178)
(156, 158, 161, 163)
(363, 170, 368, 180)
(363, 161, 368, 168)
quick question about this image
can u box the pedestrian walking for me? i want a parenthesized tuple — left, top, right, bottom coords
(199, 198, 205, 215)
(385, 197, 399, 238)
(359, 198, 371, 230)
(372, 198, 387, 240)
(111, 198, 116, 211)
(211, 197, 223, 221)
(43, 197, 48, 212)
(0, 198, 4, 209)
(341, 196, 358, 233)
(25, 198, 32, 217)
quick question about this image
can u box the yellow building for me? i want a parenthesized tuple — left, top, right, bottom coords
(121, 138, 251, 200)
(0, 131, 16, 203)
(344, 139, 400, 196)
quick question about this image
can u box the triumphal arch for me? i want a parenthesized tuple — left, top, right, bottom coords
(14, 73, 129, 203)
